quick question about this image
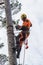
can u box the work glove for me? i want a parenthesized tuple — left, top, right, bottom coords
(25, 45, 29, 49)
(15, 25, 20, 29)
(15, 25, 21, 30)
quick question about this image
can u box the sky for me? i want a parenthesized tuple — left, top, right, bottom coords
(0, 0, 43, 65)
(18, 0, 43, 65)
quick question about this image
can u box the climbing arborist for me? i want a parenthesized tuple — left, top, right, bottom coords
(16, 13, 32, 58)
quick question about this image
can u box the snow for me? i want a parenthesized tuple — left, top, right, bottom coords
(0, 0, 43, 65)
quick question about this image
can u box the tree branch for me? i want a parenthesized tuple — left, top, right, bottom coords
(0, 2, 4, 5)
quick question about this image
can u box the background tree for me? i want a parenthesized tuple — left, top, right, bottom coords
(0, 0, 21, 26)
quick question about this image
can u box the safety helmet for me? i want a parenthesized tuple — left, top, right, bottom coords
(21, 13, 27, 19)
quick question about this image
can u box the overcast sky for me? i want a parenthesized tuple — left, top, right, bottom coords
(18, 0, 43, 65)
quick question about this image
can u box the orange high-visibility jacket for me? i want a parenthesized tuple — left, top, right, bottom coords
(22, 19, 32, 28)
(19, 19, 32, 47)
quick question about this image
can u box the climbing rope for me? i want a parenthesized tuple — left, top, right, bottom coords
(17, 53, 20, 65)
(18, 44, 26, 65)
(22, 43, 26, 65)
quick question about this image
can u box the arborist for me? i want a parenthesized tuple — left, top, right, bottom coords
(15, 13, 32, 58)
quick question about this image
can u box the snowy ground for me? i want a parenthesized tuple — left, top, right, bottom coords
(0, 0, 43, 65)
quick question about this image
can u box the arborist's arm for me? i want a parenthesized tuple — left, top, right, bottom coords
(15, 25, 22, 30)
(15, 25, 29, 30)
(30, 22, 32, 27)
(28, 20, 32, 30)
(29, 20, 32, 27)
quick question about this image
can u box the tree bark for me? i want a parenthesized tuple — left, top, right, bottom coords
(0, 0, 4, 5)
(0, 2, 4, 5)
(4, 0, 17, 65)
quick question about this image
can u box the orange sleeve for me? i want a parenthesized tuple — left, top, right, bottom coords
(27, 20, 32, 28)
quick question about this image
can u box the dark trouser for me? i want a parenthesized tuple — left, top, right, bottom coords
(16, 37, 21, 58)
(16, 45, 21, 58)
(16, 31, 29, 58)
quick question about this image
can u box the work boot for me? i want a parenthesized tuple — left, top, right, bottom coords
(17, 47, 21, 58)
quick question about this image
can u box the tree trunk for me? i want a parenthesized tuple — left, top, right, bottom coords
(4, 0, 17, 65)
